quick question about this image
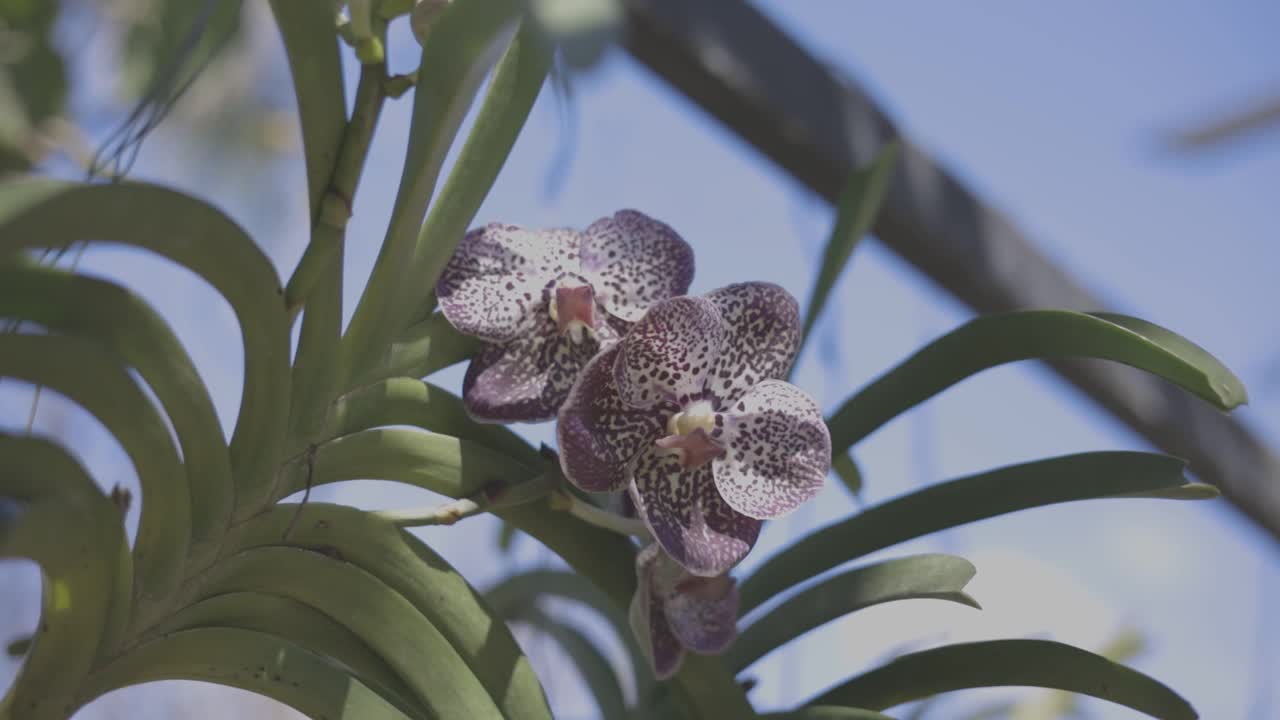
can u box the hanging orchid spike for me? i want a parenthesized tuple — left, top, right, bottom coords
(558, 282, 832, 576)
(631, 543, 739, 680)
(437, 210, 694, 422)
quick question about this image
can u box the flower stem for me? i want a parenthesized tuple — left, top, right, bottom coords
(549, 490, 650, 539)
(378, 472, 557, 528)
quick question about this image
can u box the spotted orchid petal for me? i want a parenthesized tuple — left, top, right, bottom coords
(615, 296, 727, 409)
(711, 379, 830, 519)
(629, 446, 761, 577)
(558, 345, 669, 491)
(581, 210, 695, 323)
(463, 314, 616, 423)
(705, 282, 802, 403)
(630, 544, 685, 680)
(664, 571, 738, 654)
(437, 225, 582, 342)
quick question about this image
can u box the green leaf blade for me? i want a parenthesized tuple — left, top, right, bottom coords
(807, 639, 1197, 720)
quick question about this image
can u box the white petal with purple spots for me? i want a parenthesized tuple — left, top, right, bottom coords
(437, 224, 581, 342)
(630, 544, 686, 680)
(558, 346, 669, 492)
(629, 446, 761, 577)
(615, 297, 726, 409)
(705, 282, 801, 403)
(712, 380, 830, 519)
(581, 210, 695, 323)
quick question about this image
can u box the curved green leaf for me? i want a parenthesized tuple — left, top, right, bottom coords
(799, 142, 897, 351)
(0, 265, 231, 563)
(150, 592, 426, 718)
(806, 639, 1197, 720)
(762, 708, 897, 720)
(275, 427, 532, 501)
(342, 0, 524, 383)
(741, 452, 1212, 614)
(730, 554, 979, 672)
(356, 311, 481, 387)
(0, 179, 289, 518)
(196, 545, 506, 719)
(503, 604, 628, 720)
(0, 435, 128, 716)
(266, 0, 346, 220)
(0, 334, 187, 609)
(76, 627, 412, 720)
(322, 378, 539, 466)
(221, 502, 551, 720)
(827, 310, 1249, 455)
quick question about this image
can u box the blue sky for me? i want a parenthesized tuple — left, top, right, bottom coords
(2, 2, 1279, 718)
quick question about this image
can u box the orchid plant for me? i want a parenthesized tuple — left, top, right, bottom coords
(0, 3, 1249, 720)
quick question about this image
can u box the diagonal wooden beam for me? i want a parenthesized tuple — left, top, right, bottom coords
(621, 0, 1280, 544)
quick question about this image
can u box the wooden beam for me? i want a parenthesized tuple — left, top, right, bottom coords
(622, 0, 1280, 544)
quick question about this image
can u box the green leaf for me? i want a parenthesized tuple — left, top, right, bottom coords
(740, 452, 1213, 614)
(195, 546, 507, 718)
(832, 452, 864, 499)
(76, 627, 413, 720)
(0, 335, 187, 610)
(0, 265, 231, 565)
(341, 0, 525, 383)
(0, 0, 67, 172)
(806, 639, 1197, 720)
(762, 708, 898, 720)
(266, 0, 347, 220)
(729, 554, 979, 672)
(799, 142, 897, 350)
(0, 179, 290, 519)
(826, 310, 1249, 456)
(220, 502, 551, 720)
(275, 427, 533, 501)
(356, 311, 481, 387)
(0, 435, 128, 715)
(150, 592, 426, 719)
(321, 377, 540, 467)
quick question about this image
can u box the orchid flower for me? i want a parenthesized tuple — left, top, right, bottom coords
(437, 211, 694, 422)
(630, 543, 738, 680)
(558, 282, 831, 576)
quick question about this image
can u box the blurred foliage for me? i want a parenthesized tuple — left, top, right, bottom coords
(0, 0, 68, 172)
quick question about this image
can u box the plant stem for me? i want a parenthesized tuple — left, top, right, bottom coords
(549, 490, 650, 539)
(377, 472, 557, 527)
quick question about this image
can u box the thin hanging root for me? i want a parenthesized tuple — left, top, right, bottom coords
(283, 444, 317, 541)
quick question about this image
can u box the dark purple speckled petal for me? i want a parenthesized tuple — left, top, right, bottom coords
(704, 282, 801, 404)
(711, 380, 830, 519)
(580, 210, 695, 323)
(665, 574, 738, 655)
(614, 296, 726, 409)
(629, 445, 761, 577)
(462, 312, 608, 423)
(558, 345, 669, 492)
(437, 224, 581, 342)
(630, 544, 685, 680)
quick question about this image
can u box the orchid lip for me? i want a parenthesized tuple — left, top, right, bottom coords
(551, 282, 599, 342)
(656, 401, 725, 468)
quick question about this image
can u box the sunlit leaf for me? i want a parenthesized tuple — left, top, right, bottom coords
(741, 452, 1213, 614)
(827, 310, 1249, 456)
(806, 639, 1197, 720)
(730, 554, 978, 672)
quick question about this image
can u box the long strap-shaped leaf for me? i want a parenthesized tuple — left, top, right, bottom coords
(740, 452, 1213, 614)
(805, 639, 1197, 720)
(730, 554, 978, 672)
(0, 334, 187, 611)
(149, 591, 425, 719)
(194, 546, 506, 719)
(826, 310, 1248, 456)
(342, 0, 524, 383)
(0, 265, 231, 565)
(355, 312, 480, 387)
(500, 604, 629, 720)
(221, 502, 551, 720)
(762, 709, 897, 720)
(0, 179, 289, 517)
(76, 627, 411, 720)
(0, 435, 128, 719)
(273, 427, 532, 501)
(322, 378, 540, 466)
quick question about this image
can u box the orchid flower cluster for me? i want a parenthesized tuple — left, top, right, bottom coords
(438, 211, 832, 679)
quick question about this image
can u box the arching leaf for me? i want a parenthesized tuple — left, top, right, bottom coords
(741, 452, 1213, 614)
(806, 639, 1197, 720)
(827, 310, 1248, 456)
(730, 554, 979, 672)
